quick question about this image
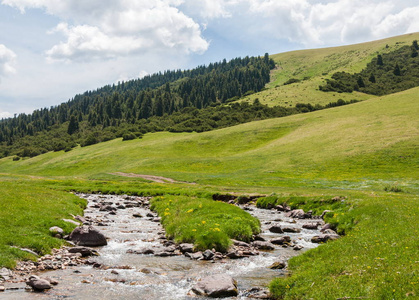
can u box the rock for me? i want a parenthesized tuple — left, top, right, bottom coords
(321, 210, 332, 219)
(243, 287, 271, 299)
(203, 249, 214, 260)
(179, 243, 194, 253)
(69, 226, 107, 247)
(44, 277, 59, 285)
(293, 245, 304, 251)
(0, 286, 5, 292)
(132, 213, 142, 218)
(68, 246, 98, 257)
(154, 251, 177, 257)
(322, 229, 338, 235)
(252, 241, 275, 250)
(269, 261, 286, 269)
(285, 209, 307, 219)
(268, 225, 283, 233)
(270, 236, 291, 245)
(62, 218, 81, 226)
(282, 226, 301, 233)
(253, 235, 266, 241)
(126, 248, 154, 255)
(191, 274, 238, 298)
(186, 251, 203, 260)
(311, 234, 340, 243)
(26, 275, 52, 291)
(320, 223, 332, 232)
(275, 205, 285, 211)
(232, 239, 250, 247)
(303, 223, 319, 230)
(226, 251, 245, 259)
(146, 212, 155, 218)
(0, 268, 12, 281)
(49, 226, 64, 235)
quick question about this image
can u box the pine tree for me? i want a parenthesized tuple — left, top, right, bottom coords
(377, 54, 383, 66)
(67, 115, 79, 135)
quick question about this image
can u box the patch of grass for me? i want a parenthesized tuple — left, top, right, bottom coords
(150, 195, 260, 252)
(269, 192, 419, 299)
(0, 180, 86, 268)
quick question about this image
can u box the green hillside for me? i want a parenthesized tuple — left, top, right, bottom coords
(0, 33, 418, 299)
(241, 32, 419, 107)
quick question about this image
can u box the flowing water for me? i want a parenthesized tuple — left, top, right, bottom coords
(2, 194, 323, 299)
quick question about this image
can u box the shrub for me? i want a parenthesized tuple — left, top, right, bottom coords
(122, 132, 137, 141)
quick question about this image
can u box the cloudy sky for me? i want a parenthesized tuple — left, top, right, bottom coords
(1, 0, 418, 118)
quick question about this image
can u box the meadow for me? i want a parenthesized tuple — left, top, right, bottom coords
(0, 33, 418, 298)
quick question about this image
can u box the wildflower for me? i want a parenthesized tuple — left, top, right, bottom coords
(192, 229, 197, 232)
(187, 209, 193, 213)
(202, 220, 206, 224)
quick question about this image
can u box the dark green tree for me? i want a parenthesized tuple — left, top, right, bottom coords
(369, 73, 376, 83)
(377, 54, 384, 66)
(67, 115, 79, 135)
(357, 76, 365, 88)
(393, 64, 401, 76)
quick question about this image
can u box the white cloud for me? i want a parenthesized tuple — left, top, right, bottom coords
(0, 44, 17, 78)
(0, 110, 12, 119)
(3, 0, 209, 61)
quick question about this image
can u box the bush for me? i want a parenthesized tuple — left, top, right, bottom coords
(12, 156, 20, 161)
(122, 132, 137, 141)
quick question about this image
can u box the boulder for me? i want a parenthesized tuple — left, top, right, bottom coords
(269, 261, 286, 269)
(285, 209, 306, 219)
(270, 236, 291, 245)
(186, 251, 203, 260)
(26, 275, 52, 291)
(191, 274, 238, 298)
(232, 239, 250, 247)
(311, 234, 340, 244)
(179, 243, 194, 253)
(303, 223, 319, 230)
(293, 245, 304, 251)
(320, 223, 332, 232)
(0, 268, 12, 281)
(126, 248, 154, 255)
(68, 246, 98, 257)
(282, 227, 301, 233)
(268, 225, 283, 234)
(49, 226, 64, 235)
(203, 249, 214, 260)
(69, 226, 107, 247)
(252, 241, 275, 250)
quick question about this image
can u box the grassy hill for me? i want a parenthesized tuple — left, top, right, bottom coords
(0, 33, 418, 299)
(241, 32, 419, 107)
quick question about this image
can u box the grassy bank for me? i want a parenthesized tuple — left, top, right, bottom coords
(0, 180, 86, 268)
(151, 195, 260, 252)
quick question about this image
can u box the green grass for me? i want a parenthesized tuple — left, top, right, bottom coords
(0, 179, 86, 268)
(0, 33, 418, 299)
(151, 195, 260, 252)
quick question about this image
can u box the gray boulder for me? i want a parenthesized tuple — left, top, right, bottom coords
(252, 241, 275, 250)
(285, 209, 306, 219)
(191, 274, 238, 298)
(268, 225, 283, 233)
(68, 246, 98, 257)
(270, 236, 291, 245)
(179, 243, 194, 253)
(69, 226, 107, 246)
(269, 261, 286, 269)
(26, 275, 51, 291)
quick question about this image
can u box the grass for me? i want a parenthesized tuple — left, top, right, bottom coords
(0, 179, 86, 268)
(0, 33, 418, 298)
(151, 195, 260, 252)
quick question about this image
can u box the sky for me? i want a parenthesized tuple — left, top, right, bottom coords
(1, 0, 418, 118)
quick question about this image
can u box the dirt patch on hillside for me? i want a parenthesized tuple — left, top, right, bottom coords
(110, 172, 196, 184)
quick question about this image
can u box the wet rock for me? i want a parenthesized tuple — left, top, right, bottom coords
(285, 209, 307, 219)
(320, 223, 332, 232)
(270, 236, 291, 245)
(126, 248, 154, 255)
(203, 250, 214, 260)
(282, 226, 301, 233)
(269, 261, 286, 269)
(253, 235, 266, 241)
(243, 287, 271, 299)
(186, 251, 203, 260)
(146, 212, 155, 218)
(252, 241, 275, 250)
(179, 243, 194, 253)
(44, 277, 59, 285)
(68, 246, 98, 257)
(275, 205, 285, 211)
(311, 234, 340, 243)
(132, 213, 142, 218)
(268, 225, 283, 233)
(322, 228, 338, 235)
(99, 205, 116, 212)
(69, 226, 107, 247)
(232, 239, 250, 247)
(26, 275, 52, 291)
(0, 268, 12, 281)
(155, 251, 177, 257)
(0, 286, 5, 292)
(303, 222, 319, 230)
(293, 245, 304, 251)
(191, 274, 238, 298)
(152, 217, 162, 222)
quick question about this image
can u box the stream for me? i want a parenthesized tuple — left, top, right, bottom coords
(2, 194, 324, 299)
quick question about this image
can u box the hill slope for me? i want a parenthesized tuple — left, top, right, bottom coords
(241, 32, 419, 107)
(1, 86, 418, 190)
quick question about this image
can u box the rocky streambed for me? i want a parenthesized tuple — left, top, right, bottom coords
(0, 194, 337, 299)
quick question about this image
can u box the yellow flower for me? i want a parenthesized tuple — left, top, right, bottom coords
(164, 212, 171, 216)
(187, 209, 193, 213)
(199, 204, 202, 208)
(202, 220, 206, 224)
(192, 229, 197, 232)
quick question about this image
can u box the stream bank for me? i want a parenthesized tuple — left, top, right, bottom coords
(1, 193, 329, 299)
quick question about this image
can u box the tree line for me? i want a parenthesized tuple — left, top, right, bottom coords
(0, 54, 275, 158)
